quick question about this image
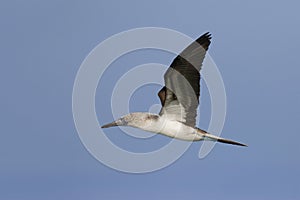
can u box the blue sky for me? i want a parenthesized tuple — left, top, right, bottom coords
(1, 0, 299, 199)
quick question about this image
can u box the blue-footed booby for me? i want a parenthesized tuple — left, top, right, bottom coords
(102, 32, 247, 147)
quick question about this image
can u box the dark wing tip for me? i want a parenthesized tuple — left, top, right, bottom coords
(195, 32, 212, 51)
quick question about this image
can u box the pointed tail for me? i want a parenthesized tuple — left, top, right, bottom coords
(203, 133, 247, 147)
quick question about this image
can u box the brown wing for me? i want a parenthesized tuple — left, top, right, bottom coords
(158, 86, 166, 106)
(157, 32, 211, 127)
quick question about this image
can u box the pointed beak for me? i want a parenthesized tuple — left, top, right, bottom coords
(101, 121, 118, 128)
(101, 118, 127, 128)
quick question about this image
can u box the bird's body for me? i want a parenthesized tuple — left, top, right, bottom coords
(102, 112, 246, 145)
(102, 32, 247, 147)
(102, 112, 200, 141)
(147, 115, 198, 141)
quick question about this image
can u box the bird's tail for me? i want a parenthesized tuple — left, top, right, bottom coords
(202, 132, 247, 147)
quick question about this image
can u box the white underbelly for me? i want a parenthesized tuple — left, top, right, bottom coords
(141, 118, 202, 141)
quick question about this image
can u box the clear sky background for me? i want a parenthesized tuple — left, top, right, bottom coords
(1, 0, 300, 199)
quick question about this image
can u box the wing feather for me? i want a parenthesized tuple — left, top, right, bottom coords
(158, 32, 211, 127)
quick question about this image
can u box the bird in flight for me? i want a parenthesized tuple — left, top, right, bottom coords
(102, 32, 247, 147)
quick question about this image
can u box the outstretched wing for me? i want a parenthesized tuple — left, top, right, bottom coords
(158, 32, 211, 127)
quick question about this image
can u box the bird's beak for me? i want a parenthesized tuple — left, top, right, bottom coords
(101, 118, 127, 128)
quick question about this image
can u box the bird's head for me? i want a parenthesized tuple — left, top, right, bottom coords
(101, 112, 159, 129)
